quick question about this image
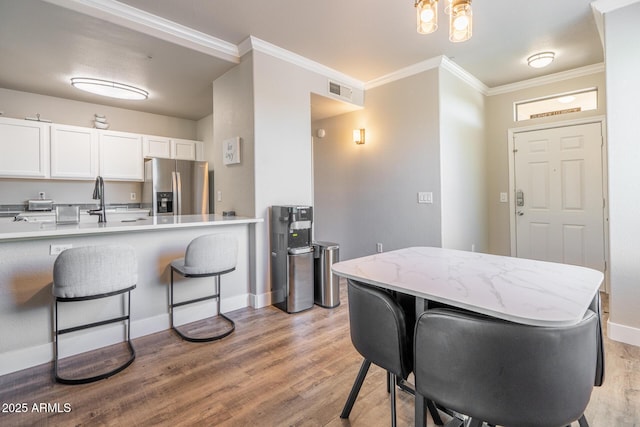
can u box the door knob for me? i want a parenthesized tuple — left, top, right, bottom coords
(517, 211, 524, 216)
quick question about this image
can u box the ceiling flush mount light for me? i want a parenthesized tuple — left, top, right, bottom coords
(71, 77, 149, 100)
(416, 0, 438, 34)
(527, 52, 555, 69)
(415, 0, 472, 42)
(353, 129, 365, 145)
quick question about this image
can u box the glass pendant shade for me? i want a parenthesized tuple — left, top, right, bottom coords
(449, 0, 472, 42)
(416, 0, 438, 34)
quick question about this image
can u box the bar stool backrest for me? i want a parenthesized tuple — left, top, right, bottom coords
(53, 245, 137, 298)
(183, 233, 238, 275)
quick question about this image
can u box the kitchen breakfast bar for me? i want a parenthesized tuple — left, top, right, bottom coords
(0, 214, 262, 375)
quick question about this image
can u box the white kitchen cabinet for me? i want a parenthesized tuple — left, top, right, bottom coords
(143, 135, 172, 159)
(171, 138, 197, 160)
(195, 141, 204, 161)
(98, 130, 143, 181)
(50, 124, 98, 180)
(0, 117, 49, 178)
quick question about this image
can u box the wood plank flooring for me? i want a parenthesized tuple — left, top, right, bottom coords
(0, 284, 638, 426)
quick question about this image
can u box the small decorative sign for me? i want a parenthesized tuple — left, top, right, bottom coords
(530, 107, 581, 119)
(223, 137, 241, 165)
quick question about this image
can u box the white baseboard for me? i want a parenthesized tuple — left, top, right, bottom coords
(0, 294, 250, 377)
(607, 319, 640, 347)
(250, 291, 272, 309)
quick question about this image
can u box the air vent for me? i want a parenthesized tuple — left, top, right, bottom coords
(328, 80, 353, 101)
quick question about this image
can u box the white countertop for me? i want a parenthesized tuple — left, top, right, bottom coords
(0, 214, 263, 241)
(332, 246, 604, 326)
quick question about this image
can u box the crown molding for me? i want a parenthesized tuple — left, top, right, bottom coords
(486, 63, 606, 96)
(439, 57, 489, 94)
(41, 0, 239, 63)
(240, 36, 365, 90)
(591, 0, 640, 13)
(365, 56, 442, 90)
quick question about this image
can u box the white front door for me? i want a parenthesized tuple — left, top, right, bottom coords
(513, 122, 605, 273)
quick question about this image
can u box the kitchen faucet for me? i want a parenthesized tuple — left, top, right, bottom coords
(88, 176, 106, 223)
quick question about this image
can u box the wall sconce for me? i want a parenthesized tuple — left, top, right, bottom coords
(353, 129, 365, 145)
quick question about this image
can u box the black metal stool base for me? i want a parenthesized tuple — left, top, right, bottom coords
(53, 287, 136, 385)
(55, 340, 136, 385)
(171, 313, 236, 343)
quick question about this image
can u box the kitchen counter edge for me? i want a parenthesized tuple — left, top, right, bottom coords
(0, 214, 263, 242)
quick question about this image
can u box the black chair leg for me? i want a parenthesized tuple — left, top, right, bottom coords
(578, 414, 590, 427)
(427, 400, 444, 425)
(341, 359, 372, 419)
(389, 373, 397, 427)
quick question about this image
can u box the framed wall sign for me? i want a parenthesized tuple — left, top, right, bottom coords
(223, 137, 240, 165)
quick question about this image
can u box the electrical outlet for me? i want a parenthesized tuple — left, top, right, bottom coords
(376, 243, 383, 253)
(50, 244, 72, 255)
(130, 192, 137, 200)
(500, 192, 508, 203)
(418, 192, 433, 204)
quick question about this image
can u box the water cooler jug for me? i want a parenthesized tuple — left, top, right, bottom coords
(270, 206, 314, 313)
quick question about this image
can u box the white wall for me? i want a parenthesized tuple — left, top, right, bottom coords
(250, 50, 365, 305)
(313, 69, 442, 260)
(439, 67, 487, 252)
(604, 2, 640, 346)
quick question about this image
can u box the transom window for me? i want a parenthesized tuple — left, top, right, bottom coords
(514, 88, 598, 122)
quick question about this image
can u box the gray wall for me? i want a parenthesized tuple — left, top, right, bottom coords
(439, 67, 487, 252)
(313, 69, 442, 260)
(604, 2, 640, 346)
(211, 53, 255, 217)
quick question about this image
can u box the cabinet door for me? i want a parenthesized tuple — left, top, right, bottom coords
(171, 139, 196, 160)
(98, 131, 143, 181)
(0, 117, 49, 178)
(50, 124, 98, 179)
(143, 135, 171, 159)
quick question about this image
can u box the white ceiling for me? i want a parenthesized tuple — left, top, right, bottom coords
(0, 0, 604, 121)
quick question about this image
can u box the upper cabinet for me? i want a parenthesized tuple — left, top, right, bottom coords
(50, 124, 98, 179)
(0, 117, 49, 178)
(143, 135, 172, 159)
(1, 117, 203, 182)
(143, 135, 203, 161)
(99, 130, 144, 181)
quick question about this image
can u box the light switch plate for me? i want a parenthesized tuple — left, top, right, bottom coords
(500, 192, 508, 203)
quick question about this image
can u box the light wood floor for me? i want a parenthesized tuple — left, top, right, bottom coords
(1, 284, 638, 427)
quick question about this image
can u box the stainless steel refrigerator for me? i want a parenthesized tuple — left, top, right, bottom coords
(142, 158, 209, 216)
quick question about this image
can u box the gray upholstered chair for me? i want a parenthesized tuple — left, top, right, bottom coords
(52, 244, 137, 384)
(414, 308, 599, 427)
(170, 233, 238, 342)
(341, 280, 442, 427)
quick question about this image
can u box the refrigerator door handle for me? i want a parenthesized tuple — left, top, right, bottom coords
(171, 171, 178, 216)
(176, 171, 182, 215)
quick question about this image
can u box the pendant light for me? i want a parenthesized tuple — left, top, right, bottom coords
(416, 0, 438, 34)
(414, 0, 473, 42)
(449, 0, 472, 42)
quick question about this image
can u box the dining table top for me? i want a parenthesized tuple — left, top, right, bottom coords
(331, 246, 604, 327)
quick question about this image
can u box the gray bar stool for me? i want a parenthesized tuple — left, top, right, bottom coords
(170, 233, 238, 342)
(52, 244, 137, 385)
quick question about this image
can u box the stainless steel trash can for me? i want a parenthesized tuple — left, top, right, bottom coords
(313, 241, 340, 308)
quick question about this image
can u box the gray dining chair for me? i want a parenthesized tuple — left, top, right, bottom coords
(341, 279, 442, 427)
(170, 233, 238, 342)
(414, 308, 599, 427)
(52, 244, 137, 384)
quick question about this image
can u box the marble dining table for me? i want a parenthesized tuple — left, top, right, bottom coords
(331, 246, 604, 326)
